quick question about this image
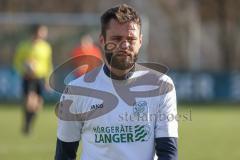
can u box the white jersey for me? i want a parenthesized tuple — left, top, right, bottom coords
(57, 65, 178, 160)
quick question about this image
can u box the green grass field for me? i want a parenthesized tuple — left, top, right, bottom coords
(0, 103, 240, 160)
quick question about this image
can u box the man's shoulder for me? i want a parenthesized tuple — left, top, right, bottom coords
(134, 63, 174, 85)
(68, 65, 103, 87)
(17, 40, 31, 50)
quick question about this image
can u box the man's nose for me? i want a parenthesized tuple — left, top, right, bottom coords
(120, 40, 130, 50)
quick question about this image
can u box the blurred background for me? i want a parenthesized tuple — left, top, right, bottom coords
(0, 0, 239, 160)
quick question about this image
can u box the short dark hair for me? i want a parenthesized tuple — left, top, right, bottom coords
(100, 4, 141, 38)
(30, 24, 44, 35)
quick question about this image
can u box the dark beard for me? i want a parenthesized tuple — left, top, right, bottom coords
(105, 52, 138, 70)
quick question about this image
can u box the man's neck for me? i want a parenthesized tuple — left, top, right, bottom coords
(103, 64, 134, 80)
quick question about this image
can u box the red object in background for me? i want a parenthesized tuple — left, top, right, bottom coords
(71, 35, 103, 77)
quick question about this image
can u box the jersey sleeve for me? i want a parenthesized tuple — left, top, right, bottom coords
(155, 137, 178, 160)
(45, 42, 53, 82)
(155, 76, 178, 138)
(55, 138, 79, 160)
(57, 84, 83, 142)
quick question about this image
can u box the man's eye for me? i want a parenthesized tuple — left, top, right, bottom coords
(105, 43, 116, 51)
(128, 39, 137, 43)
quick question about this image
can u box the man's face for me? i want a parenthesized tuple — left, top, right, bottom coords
(100, 19, 142, 70)
(37, 26, 48, 39)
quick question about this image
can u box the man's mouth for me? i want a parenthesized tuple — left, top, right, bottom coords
(116, 51, 131, 57)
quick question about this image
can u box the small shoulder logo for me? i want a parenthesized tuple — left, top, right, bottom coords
(90, 103, 104, 110)
(133, 101, 147, 116)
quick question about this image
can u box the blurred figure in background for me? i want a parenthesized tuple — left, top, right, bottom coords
(70, 34, 102, 78)
(13, 24, 53, 135)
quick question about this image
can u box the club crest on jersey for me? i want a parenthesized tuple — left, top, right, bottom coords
(133, 101, 147, 116)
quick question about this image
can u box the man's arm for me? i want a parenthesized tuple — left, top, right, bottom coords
(155, 137, 178, 160)
(55, 85, 82, 160)
(155, 76, 178, 160)
(55, 138, 79, 160)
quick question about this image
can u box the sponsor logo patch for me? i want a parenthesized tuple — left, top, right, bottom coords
(93, 124, 151, 143)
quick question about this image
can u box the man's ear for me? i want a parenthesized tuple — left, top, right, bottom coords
(99, 34, 105, 48)
(140, 34, 143, 46)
